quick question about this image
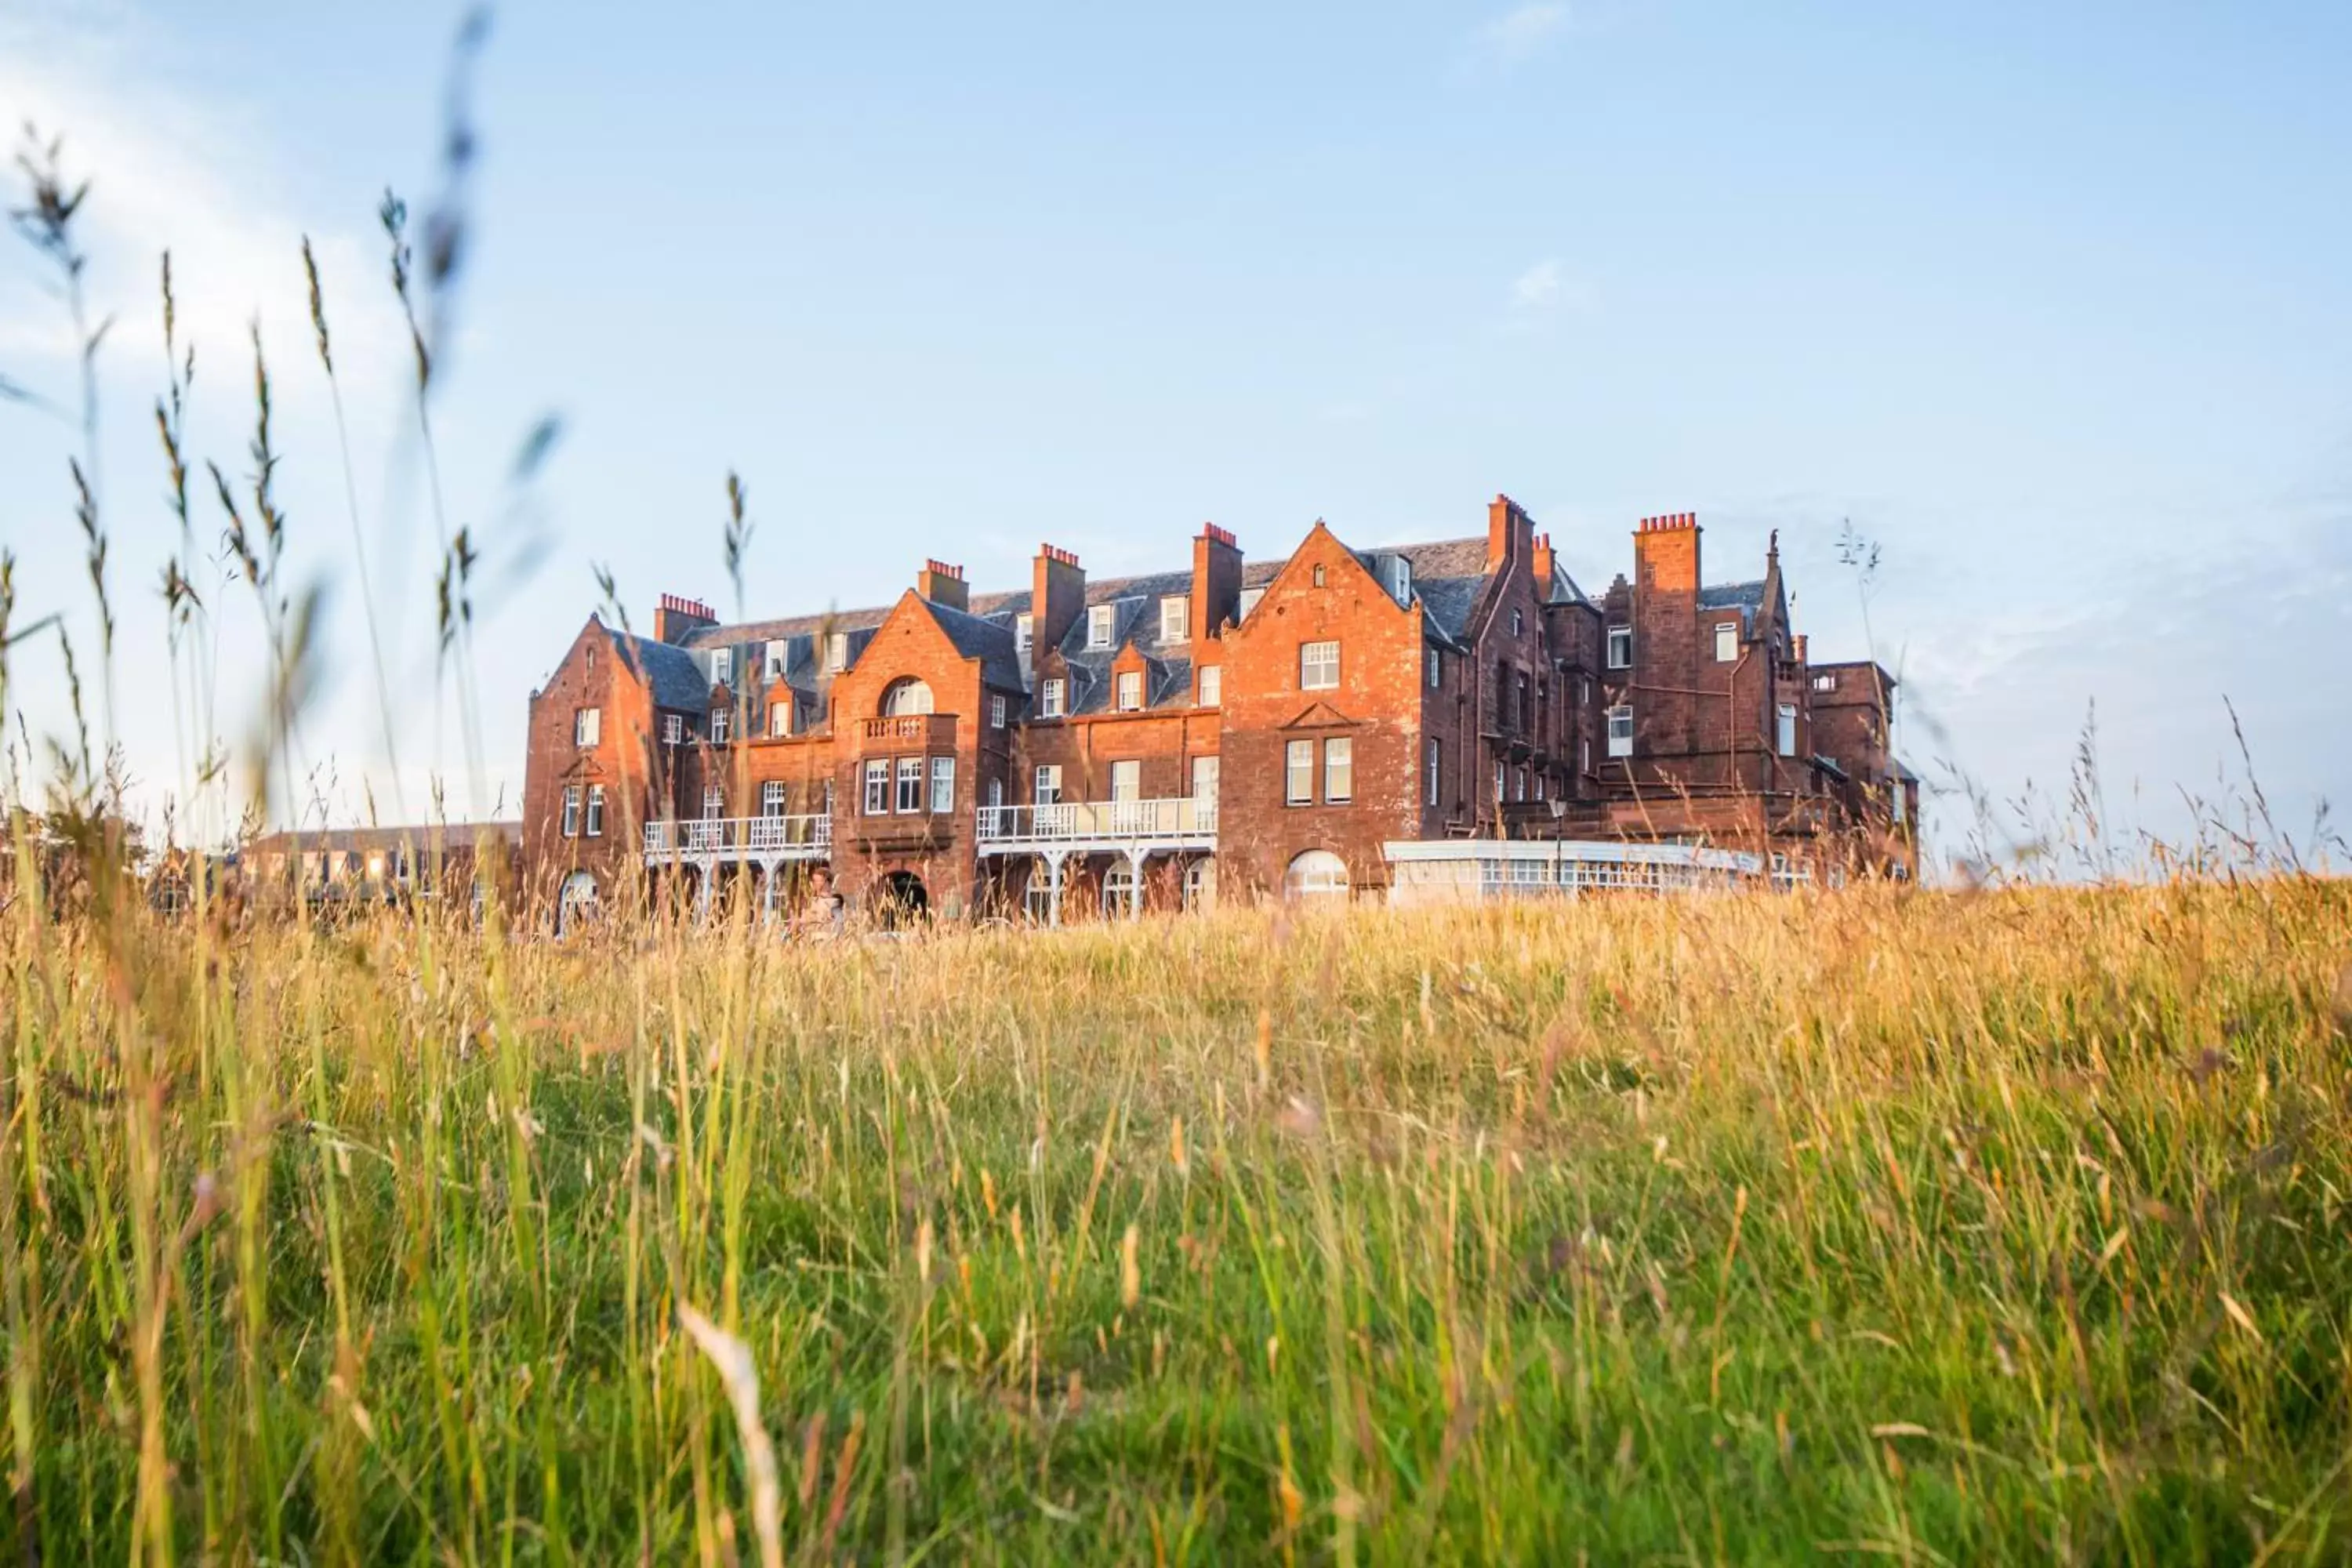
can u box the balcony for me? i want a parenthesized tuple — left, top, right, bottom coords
(858, 713, 957, 750)
(643, 815, 831, 866)
(975, 798, 1217, 855)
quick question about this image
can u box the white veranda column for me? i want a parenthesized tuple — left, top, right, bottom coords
(1125, 847, 1146, 920)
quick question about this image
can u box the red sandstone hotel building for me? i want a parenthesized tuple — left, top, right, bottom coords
(521, 497, 1918, 926)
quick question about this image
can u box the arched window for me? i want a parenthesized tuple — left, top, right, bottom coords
(1283, 849, 1348, 902)
(880, 677, 935, 717)
(1102, 860, 1138, 916)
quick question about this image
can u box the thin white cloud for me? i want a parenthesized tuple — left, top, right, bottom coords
(0, 11, 406, 401)
(1506, 257, 1593, 328)
(1468, 4, 1571, 68)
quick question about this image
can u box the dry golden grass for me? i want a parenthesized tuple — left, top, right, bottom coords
(5, 877, 2349, 1563)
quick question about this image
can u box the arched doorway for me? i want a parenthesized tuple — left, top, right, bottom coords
(879, 678, 935, 716)
(1283, 849, 1348, 903)
(1102, 859, 1138, 918)
(1182, 856, 1217, 913)
(874, 870, 928, 927)
(557, 870, 598, 935)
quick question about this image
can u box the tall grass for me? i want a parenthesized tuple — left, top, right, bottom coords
(3, 881, 2348, 1563)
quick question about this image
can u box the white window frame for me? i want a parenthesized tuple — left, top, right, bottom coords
(1040, 678, 1065, 719)
(987, 777, 1004, 809)
(1285, 740, 1314, 806)
(1391, 557, 1411, 605)
(1323, 737, 1352, 804)
(561, 785, 580, 838)
(826, 632, 850, 673)
(1312, 564, 1326, 587)
(1300, 640, 1339, 691)
(765, 641, 789, 680)
(760, 781, 787, 817)
(1715, 622, 1740, 663)
(1087, 604, 1116, 649)
(1109, 759, 1142, 803)
(1015, 613, 1033, 655)
(1160, 596, 1189, 643)
(1777, 702, 1798, 757)
(574, 706, 601, 747)
(1196, 666, 1221, 707)
(893, 757, 923, 814)
(768, 699, 790, 738)
(1512, 608, 1523, 637)
(1607, 705, 1634, 758)
(1813, 672, 1836, 692)
(990, 693, 1007, 729)
(1426, 738, 1439, 805)
(1034, 764, 1062, 805)
(1425, 648, 1440, 689)
(586, 785, 605, 837)
(709, 706, 731, 745)
(662, 713, 684, 746)
(930, 755, 956, 814)
(862, 759, 889, 815)
(1606, 626, 1632, 670)
(1116, 670, 1142, 712)
(702, 785, 724, 819)
(1192, 755, 1219, 802)
(708, 647, 731, 686)
(1238, 586, 1265, 621)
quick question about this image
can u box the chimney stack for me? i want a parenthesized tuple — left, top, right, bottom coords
(1486, 493, 1535, 571)
(1632, 512, 1701, 594)
(1191, 523, 1242, 641)
(653, 592, 717, 645)
(1031, 543, 1086, 658)
(1530, 531, 1555, 594)
(916, 558, 968, 612)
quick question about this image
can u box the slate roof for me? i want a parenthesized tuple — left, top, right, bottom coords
(1697, 580, 1767, 613)
(611, 629, 720, 711)
(927, 600, 1027, 691)
(641, 532, 1522, 701)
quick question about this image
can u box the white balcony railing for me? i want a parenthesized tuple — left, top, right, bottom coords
(643, 815, 831, 862)
(975, 798, 1217, 849)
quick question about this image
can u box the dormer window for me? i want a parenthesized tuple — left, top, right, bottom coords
(1116, 671, 1142, 711)
(1087, 604, 1115, 649)
(1239, 586, 1265, 620)
(826, 632, 850, 673)
(768, 700, 790, 738)
(1606, 626, 1632, 670)
(1391, 557, 1411, 605)
(1160, 596, 1189, 642)
(1812, 672, 1836, 692)
(709, 707, 731, 745)
(765, 642, 789, 680)
(1016, 613, 1033, 655)
(708, 648, 731, 686)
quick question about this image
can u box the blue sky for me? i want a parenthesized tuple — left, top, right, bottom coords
(2, 1, 2347, 867)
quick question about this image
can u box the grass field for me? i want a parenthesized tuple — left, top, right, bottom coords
(5, 879, 2350, 1564)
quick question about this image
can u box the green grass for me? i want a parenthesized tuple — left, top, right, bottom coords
(5, 879, 2350, 1564)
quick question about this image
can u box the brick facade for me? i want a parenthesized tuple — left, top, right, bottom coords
(520, 496, 1917, 924)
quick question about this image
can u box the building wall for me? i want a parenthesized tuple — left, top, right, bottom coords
(521, 618, 654, 906)
(1217, 523, 1424, 898)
